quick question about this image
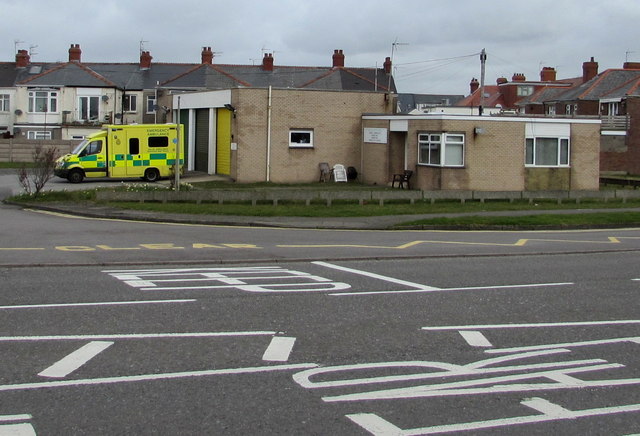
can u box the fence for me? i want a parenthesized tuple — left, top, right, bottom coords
(0, 140, 76, 162)
(96, 188, 640, 206)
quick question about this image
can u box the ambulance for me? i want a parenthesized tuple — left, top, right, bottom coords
(55, 124, 184, 183)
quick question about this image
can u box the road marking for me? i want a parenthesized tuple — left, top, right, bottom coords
(459, 331, 492, 347)
(0, 299, 196, 311)
(0, 423, 36, 436)
(485, 336, 640, 354)
(0, 415, 34, 436)
(313, 261, 439, 291)
(0, 363, 318, 393)
(346, 399, 640, 435)
(0, 248, 45, 251)
(0, 331, 276, 342)
(292, 350, 606, 389)
(105, 267, 351, 294)
(0, 415, 32, 423)
(38, 341, 113, 378)
(332, 282, 573, 296)
(262, 337, 296, 362)
(423, 320, 640, 330)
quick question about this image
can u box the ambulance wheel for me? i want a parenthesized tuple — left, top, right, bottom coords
(143, 168, 160, 182)
(67, 169, 84, 184)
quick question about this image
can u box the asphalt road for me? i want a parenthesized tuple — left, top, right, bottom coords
(1, 200, 640, 434)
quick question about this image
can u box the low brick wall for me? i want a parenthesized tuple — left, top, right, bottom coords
(96, 189, 640, 206)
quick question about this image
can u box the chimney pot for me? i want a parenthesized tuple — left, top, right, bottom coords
(201, 46, 214, 64)
(262, 53, 274, 71)
(332, 49, 345, 68)
(69, 43, 82, 62)
(15, 49, 30, 68)
(512, 73, 526, 82)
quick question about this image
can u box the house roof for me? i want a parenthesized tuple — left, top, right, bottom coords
(2, 57, 396, 93)
(551, 69, 640, 101)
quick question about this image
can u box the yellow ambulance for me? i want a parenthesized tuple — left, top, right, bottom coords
(55, 124, 184, 183)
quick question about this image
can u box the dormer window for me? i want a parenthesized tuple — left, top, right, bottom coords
(517, 86, 534, 97)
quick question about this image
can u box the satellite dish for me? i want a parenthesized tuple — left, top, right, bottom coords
(14, 109, 22, 115)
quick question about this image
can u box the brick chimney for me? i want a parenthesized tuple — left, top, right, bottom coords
(496, 77, 508, 85)
(512, 73, 526, 82)
(383, 56, 392, 74)
(262, 53, 274, 71)
(332, 49, 345, 68)
(201, 47, 213, 64)
(15, 49, 30, 68)
(68, 44, 82, 62)
(582, 57, 598, 82)
(540, 66, 557, 82)
(470, 78, 479, 94)
(140, 51, 152, 69)
(623, 61, 640, 70)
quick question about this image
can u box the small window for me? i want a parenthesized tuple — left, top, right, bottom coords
(0, 94, 10, 112)
(129, 138, 140, 155)
(148, 136, 168, 147)
(27, 130, 52, 140)
(289, 129, 313, 148)
(146, 95, 156, 114)
(123, 95, 137, 113)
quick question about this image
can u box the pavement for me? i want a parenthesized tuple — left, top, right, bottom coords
(3, 169, 640, 230)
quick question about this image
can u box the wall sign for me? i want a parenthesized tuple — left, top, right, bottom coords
(364, 127, 388, 144)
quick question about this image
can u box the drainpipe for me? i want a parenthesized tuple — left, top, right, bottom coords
(266, 86, 272, 182)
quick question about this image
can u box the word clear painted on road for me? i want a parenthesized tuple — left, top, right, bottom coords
(105, 266, 351, 293)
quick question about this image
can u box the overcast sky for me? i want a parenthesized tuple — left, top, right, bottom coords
(3, 0, 639, 96)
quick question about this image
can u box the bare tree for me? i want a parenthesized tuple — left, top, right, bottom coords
(17, 146, 59, 198)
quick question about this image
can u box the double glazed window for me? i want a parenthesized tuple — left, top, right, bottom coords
(124, 95, 137, 113)
(28, 90, 58, 113)
(78, 96, 99, 121)
(418, 133, 464, 167)
(0, 94, 9, 112)
(525, 137, 569, 166)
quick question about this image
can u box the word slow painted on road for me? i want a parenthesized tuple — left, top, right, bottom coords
(292, 321, 640, 435)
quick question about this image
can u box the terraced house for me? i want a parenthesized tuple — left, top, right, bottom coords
(0, 44, 396, 182)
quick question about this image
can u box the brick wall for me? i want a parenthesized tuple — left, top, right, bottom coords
(362, 116, 601, 191)
(233, 88, 391, 183)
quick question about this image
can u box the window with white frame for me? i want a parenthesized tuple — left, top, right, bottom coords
(289, 129, 313, 148)
(517, 86, 534, 97)
(546, 105, 556, 116)
(418, 132, 464, 167)
(78, 96, 99, 121)
(0, 94, 9, 112)
(27, 130, 52, 140)
(146, 95, 156, 114)
(525, 137, 570, 166)
(123, 94, 137, 112)
(28, 90, 58, 113)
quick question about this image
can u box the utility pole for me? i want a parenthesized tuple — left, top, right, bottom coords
(479, 48, 487, 116)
